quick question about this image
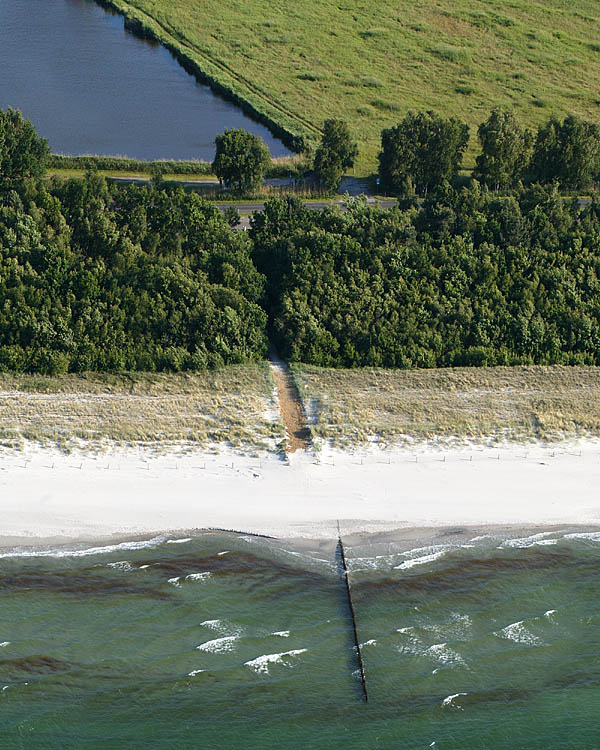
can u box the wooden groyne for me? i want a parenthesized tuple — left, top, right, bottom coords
(337, 525, 369, 703)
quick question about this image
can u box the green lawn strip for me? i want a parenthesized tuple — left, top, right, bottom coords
(47, 169, 218, 182)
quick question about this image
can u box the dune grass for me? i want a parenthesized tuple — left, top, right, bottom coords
(3, 362, 600, 453)
(292, 364, 600, 448)
(0, 365, 284, 453)
(106, 0, 600, 173)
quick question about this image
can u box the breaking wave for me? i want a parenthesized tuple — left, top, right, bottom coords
(496, 620, 544, 646)
(442, 692, 467, 709)
(196, 636, 239, 654)
(426, 642, 466, 668)
(244, 649, 307, 675)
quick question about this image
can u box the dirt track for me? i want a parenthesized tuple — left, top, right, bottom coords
(269, 351, 310, 453)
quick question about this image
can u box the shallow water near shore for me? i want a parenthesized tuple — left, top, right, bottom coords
(1, 529, 600, 748)
(0, 0, 289, 159)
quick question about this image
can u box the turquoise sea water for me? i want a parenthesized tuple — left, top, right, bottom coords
(2, 530, 600, 748)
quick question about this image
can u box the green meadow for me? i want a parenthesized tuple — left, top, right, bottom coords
(106, 0, 600, 173)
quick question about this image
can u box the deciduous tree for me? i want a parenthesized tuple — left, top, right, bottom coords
(378, 111, 469, 196)
(530, 115, 600, 189)
(212, 129, 271, 194)
(473, 108, 532, 189)
(0, 108, 50, 183)
(313, 119, 358, 192)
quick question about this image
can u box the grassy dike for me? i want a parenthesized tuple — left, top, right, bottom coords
(93, 0, 600, 174)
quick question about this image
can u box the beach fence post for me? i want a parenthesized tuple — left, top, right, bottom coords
(337, 522, 369, 703)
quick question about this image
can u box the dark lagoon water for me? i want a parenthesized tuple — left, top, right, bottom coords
(2, 529, 600, 748)
(0, 0, 290, 160)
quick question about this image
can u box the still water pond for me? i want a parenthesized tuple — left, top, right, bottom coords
(0, 0, 290, 159)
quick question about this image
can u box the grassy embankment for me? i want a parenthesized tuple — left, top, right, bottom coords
(47, 154, 305, 185)
(97, 0, 600, 174)
(0, 365, 284, 453)
(292, 365, 600, 448)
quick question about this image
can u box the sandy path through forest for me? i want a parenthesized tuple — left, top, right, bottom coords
(268, 350, 311, 453)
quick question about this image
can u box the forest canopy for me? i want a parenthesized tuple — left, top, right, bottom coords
(0, 175, 267, 373)
(251, 189, 600, 368)
(2, 175, 600, 373)
(2, 111, 600, 373)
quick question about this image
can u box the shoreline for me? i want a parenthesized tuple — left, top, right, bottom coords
(2, 437, 600, 551)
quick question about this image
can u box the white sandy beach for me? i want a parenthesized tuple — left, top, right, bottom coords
(1, 437, 600, 546)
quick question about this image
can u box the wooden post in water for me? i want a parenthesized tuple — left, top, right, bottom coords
(337, 522, 369, 703)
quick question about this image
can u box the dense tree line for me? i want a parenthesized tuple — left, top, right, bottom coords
(0, 175, 267, 373)
(3, 110, 600, 373)
(251, 188, 600, 368)
(2, 175, 600, 373)
(208, 110, 600, 198)
(379, 110, 600, 195)
(0, 116, 268, 373)
(3, 178, 600, 373)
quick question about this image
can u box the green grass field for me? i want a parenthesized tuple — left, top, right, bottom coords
(106, 0, 600, 173)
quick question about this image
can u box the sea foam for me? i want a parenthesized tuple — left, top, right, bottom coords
(200, 619, 241, 637)
(564, 531, 600, 542)
(196, 636, 239, 653)
(442, 692, 467, 709)
(395, 550, 448, 570)
(500, 532, 557, 549)
(0, 535, 167, 559)
(426, 643, 466, 667)
(200, 619, 224, 631)
(244, 649, 307, 675)
(185, 572, 211, 582)
(107, 561, 134, 571)
(426, 613, 473, 642)
(497, 620, 544, 646)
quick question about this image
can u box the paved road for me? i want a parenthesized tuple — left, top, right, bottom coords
(217, 198, 397, 213)
(107, 175, 594, 231)
(107, 175, 396, 211)
(223, 198, 397, 230)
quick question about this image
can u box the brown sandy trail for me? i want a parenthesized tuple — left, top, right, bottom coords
(268, 350, 311, 453)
